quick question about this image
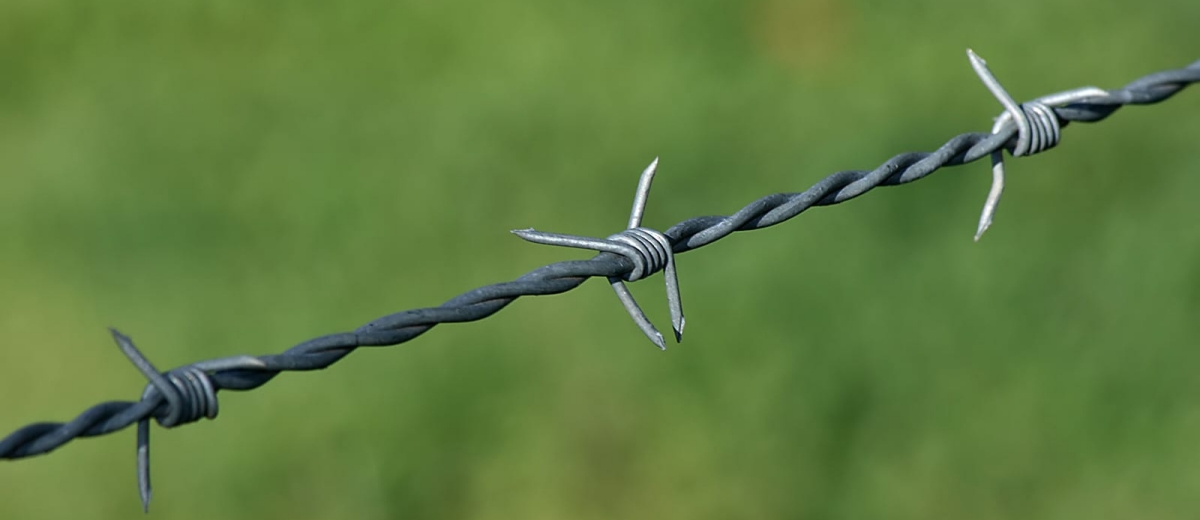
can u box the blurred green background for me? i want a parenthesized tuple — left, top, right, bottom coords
(2, 1, 1199, 518)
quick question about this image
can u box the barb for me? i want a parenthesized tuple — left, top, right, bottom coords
(513, 157, 685, 350)
(3, 51, 1199, 511)
(967, 49, 1112, 240)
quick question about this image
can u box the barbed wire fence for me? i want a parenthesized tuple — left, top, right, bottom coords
(3, 50, 1199, 512)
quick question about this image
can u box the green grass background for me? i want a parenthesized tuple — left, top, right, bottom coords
(2, 1, 1199, 518)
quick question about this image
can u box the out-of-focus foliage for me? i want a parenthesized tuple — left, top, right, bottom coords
(2, 1, 1199, 518)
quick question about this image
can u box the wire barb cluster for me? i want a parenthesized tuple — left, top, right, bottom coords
(112, 329, 220, 512)
(513, 157, 685, 350)
(3, 51, 1199, 512)
(967, 50, 1112, 240)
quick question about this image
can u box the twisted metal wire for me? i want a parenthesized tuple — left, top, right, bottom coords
(3, 53, 1199, 508)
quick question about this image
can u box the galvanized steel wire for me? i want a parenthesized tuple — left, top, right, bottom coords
(3, 51, 1199, 510)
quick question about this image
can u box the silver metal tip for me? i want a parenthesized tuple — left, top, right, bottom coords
(652, 332, 667, 351)
(966, 48, 983, 63)
(639, 158, 659, 184)
(974, 221, 990, 242)
(628, 157, 661, 229)
(511, 228, 540, 241)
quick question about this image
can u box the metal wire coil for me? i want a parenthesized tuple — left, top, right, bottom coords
(607, 227, 673, 282)
(147, 366, 219, 428)
(1008, 101, 1061, 157)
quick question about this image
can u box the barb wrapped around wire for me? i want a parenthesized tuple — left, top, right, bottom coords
(967, 49, 1111, 240)
(513, 158, 685, 350)
(113, 330, 272, 512)
(2, 51, 1198, 512)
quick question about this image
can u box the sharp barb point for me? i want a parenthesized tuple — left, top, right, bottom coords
(628, 158, 661, 229)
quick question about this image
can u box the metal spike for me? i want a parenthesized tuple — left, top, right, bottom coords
(628, 157, 659, 229)
(967, 49, 1027, 241)
(110, 329, 166, 513)
(975, 151, 1005, 242)
(968, 49, 1029, 153)
(610, 279, 667, 350)
(651, 231, 685, 341)
(136, 419, 151, 513)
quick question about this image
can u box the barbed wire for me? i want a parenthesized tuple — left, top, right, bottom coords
(3, 50, 1199, 511)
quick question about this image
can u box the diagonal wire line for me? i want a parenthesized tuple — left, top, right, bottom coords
(2, 53, 1199, 507)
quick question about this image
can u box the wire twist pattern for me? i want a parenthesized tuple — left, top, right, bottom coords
(3, 51, 1199, 511)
